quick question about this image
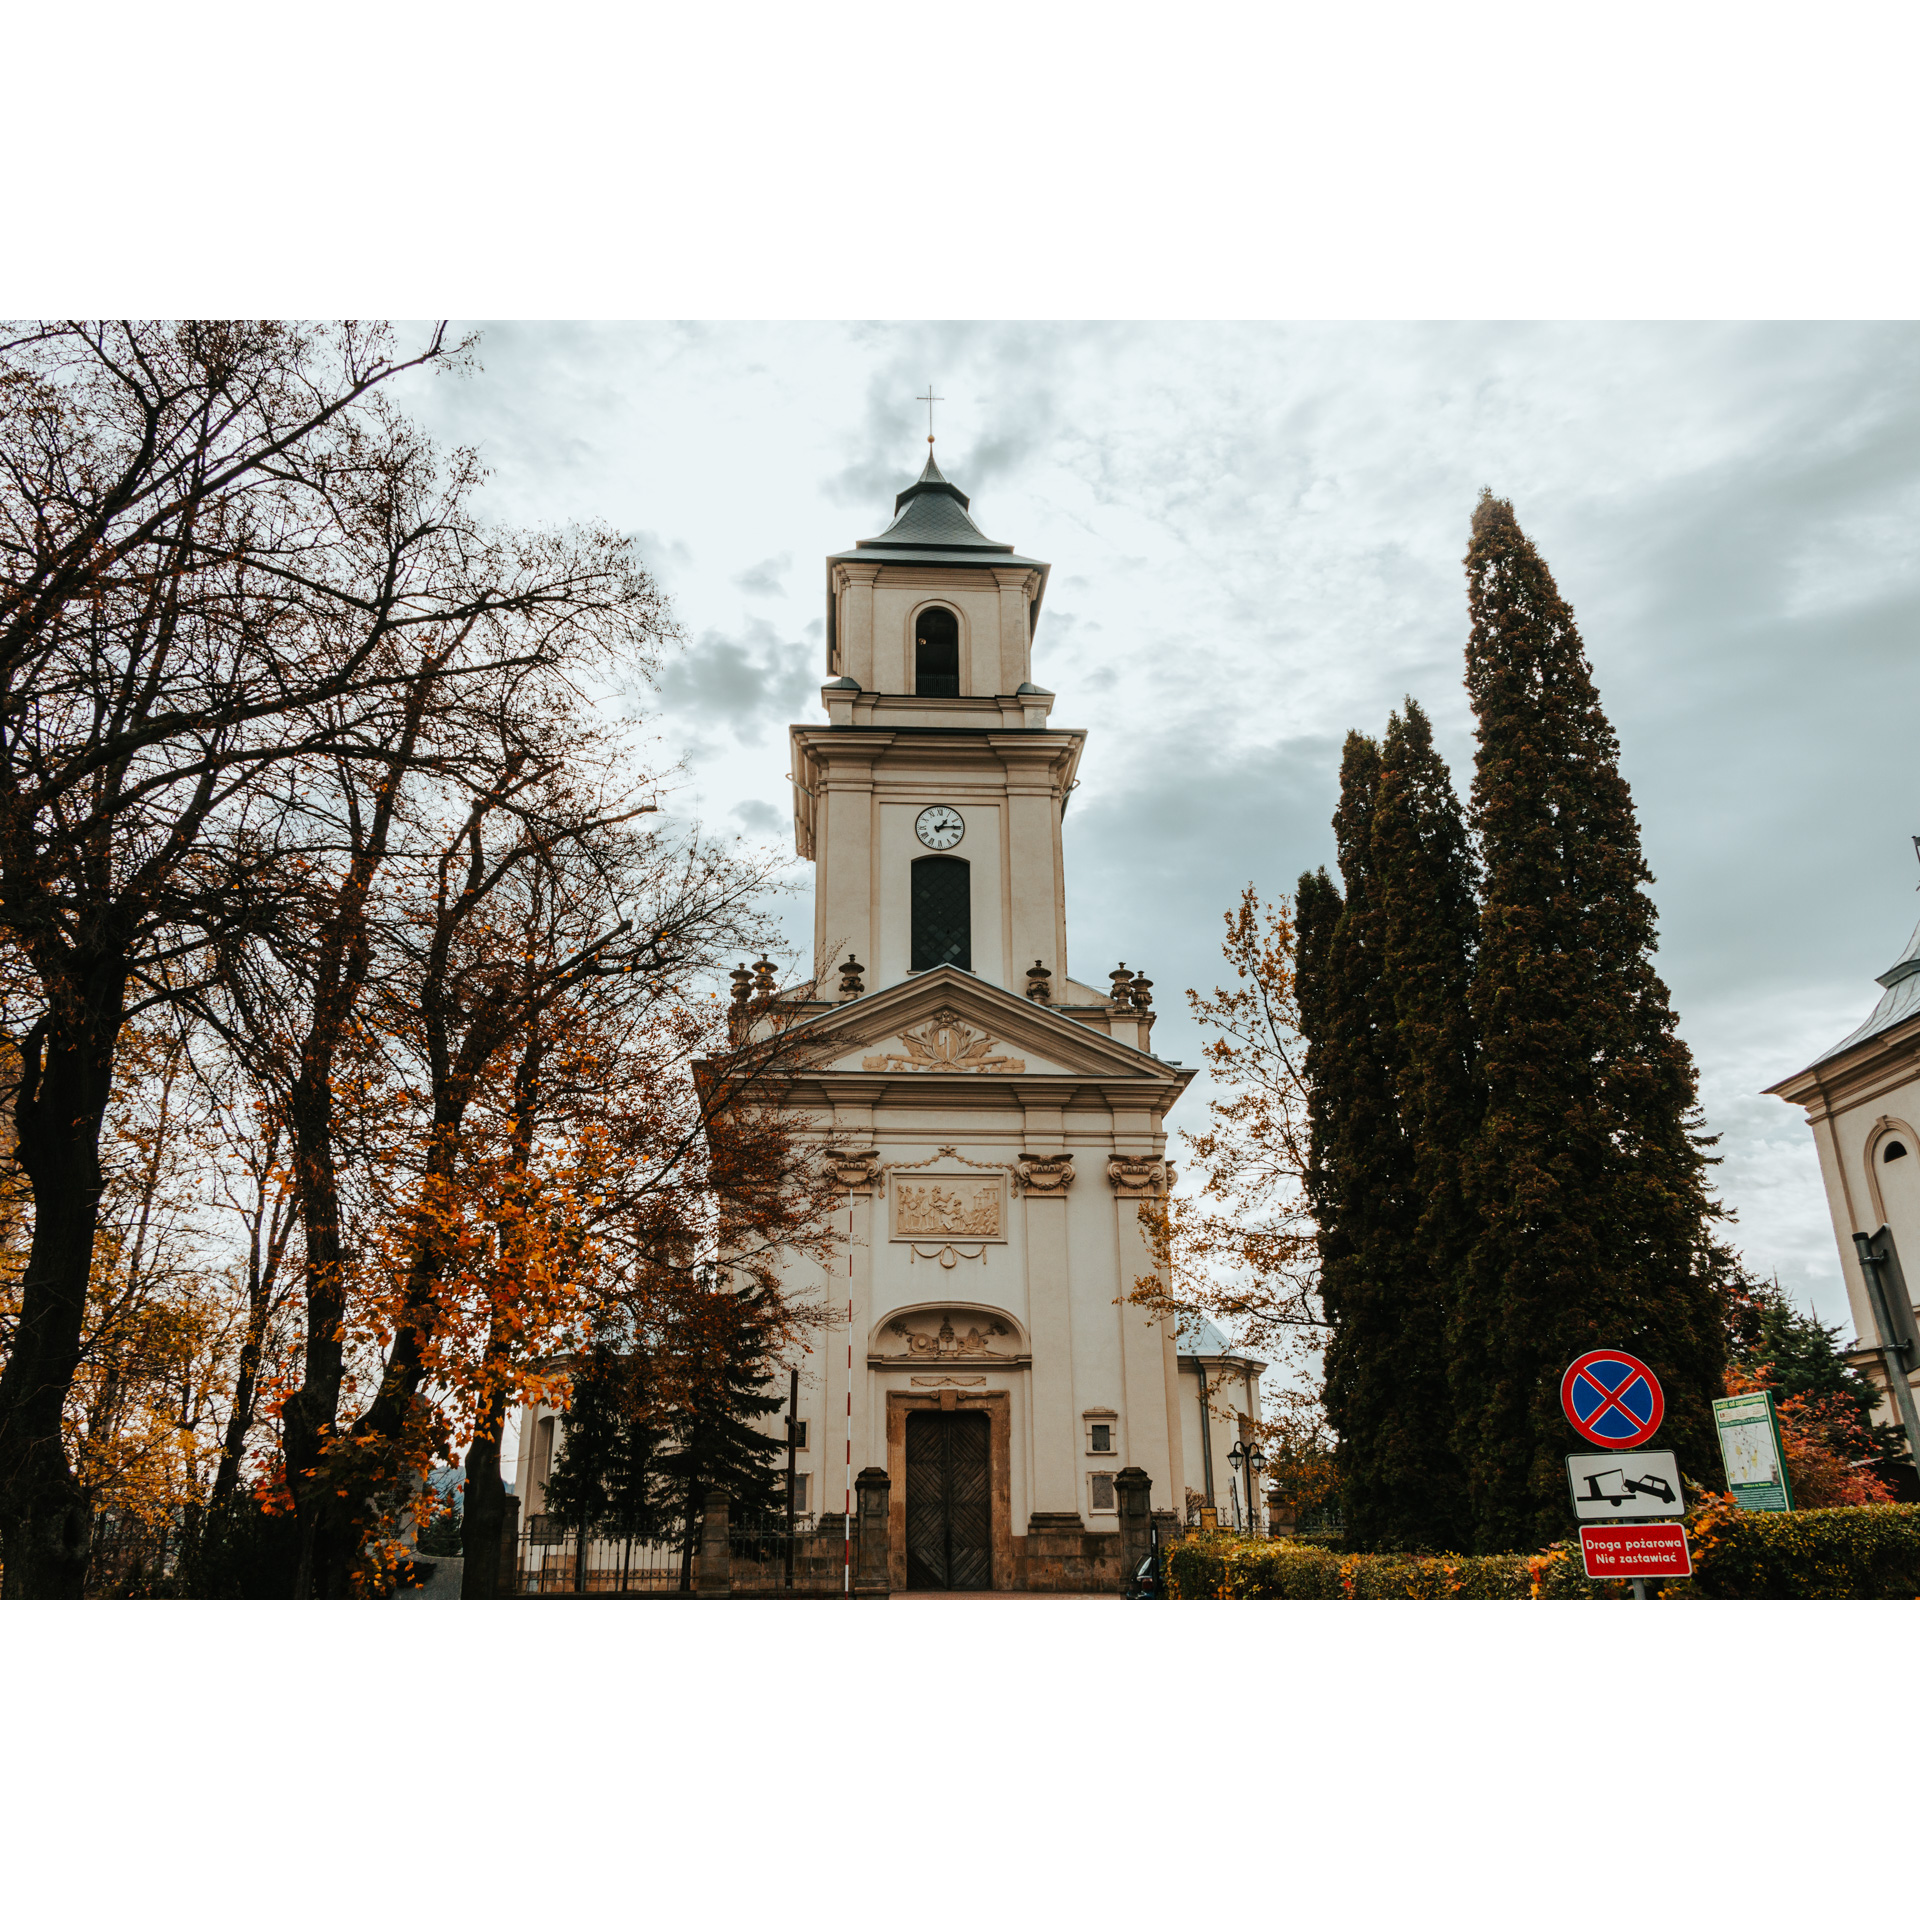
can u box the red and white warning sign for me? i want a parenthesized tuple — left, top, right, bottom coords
(1578, 1523, 1692, 1580)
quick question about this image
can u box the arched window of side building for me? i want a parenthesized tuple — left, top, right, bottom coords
(915, 605, 960, 697)
(911, 856, 970, 971)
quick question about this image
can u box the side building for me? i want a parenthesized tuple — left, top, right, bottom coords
(1766, 905, 1920, 1463)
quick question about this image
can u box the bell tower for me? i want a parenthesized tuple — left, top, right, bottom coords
(791, 449, 1082, 995)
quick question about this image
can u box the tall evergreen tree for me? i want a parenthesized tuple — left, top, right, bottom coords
(1369, 699, 1478, 1547)
(1307, 732, 1467, 1549)
(655, 1286, 787, 1585)
(1454, 492, 1724, 1549)
(1294, 864, 1343, 1245)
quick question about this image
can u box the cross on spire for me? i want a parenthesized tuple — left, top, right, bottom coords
(917, 384, 944, 446)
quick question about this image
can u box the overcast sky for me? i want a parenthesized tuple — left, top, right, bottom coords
(405, 321, 1920, 1330)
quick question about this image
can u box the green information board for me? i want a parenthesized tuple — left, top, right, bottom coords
(1713, 1389, 1793, 1512)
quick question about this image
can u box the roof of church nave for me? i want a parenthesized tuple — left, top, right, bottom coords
(1803, 916, 1920, 1071)
(1177, 1316, 1263, 1367)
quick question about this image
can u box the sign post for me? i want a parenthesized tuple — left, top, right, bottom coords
(1561, 1349, 1687, 1598)
(1712, 1389, 1792, 1512)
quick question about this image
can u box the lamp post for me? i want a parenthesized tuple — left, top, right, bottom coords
(1227, 1439, 1267, 1535)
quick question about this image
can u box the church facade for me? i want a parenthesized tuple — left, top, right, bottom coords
(514, 446, 1269, 1591)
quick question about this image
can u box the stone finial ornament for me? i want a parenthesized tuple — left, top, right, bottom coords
(1025, 960, 1053, 1004)
(837, 954, 866, 998)
(751, 955, 777, 1001)
(1129, 974, 1154, 1013)
(728, 963, 754, 1006)
(1107, 963, 1136, 1008)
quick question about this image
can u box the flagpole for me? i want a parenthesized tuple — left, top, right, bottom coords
(844, 1208, 853, 1596)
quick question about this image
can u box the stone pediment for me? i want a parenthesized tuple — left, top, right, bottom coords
(800, 968, 1182, 1083)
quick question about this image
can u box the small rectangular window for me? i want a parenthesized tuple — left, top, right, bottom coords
(787, 1419, 808, 1451)
(1089, 1423, 1113, 1454)
(791, 1473, 810, 1510)
(1090, 1473, 1116, 1511)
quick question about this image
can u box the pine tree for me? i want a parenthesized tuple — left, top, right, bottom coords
(1455, 492, 1724, 1549)
(541, 1345, 669, 1540)
(655, 1286, 788, 1563)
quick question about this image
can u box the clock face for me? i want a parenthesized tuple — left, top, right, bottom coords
(915, 804, 965, 851)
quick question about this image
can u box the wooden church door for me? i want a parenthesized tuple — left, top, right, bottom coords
(904, 1410, 992, 1590)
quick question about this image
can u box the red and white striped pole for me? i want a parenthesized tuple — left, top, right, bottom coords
(852, 1205, 860, 1597)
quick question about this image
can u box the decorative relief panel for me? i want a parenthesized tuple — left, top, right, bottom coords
(862, 1012, 1025, 1074)
(891, 1175, 1005, 1242)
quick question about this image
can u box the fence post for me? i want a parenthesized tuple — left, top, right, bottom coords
(1116, 1467, 1152, 1583)
(854, 1467, 890, 1598)
(697, 1485, 731, 1597)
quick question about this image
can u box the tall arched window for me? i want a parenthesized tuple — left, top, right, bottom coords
(915, 605, 960, 698)
(911, 856, 970, 970)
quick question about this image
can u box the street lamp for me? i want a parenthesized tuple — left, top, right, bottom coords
(1227, 1439, 1267, 1535)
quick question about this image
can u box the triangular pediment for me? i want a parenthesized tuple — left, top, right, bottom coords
(788, 968, 1181, 1083)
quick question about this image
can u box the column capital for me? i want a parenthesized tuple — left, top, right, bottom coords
(1014, 1151, 1075, 1195)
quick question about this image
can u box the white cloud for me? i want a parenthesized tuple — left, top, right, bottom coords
(404, 320, 1920, 1319)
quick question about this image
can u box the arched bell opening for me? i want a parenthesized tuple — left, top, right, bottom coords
(914, 604, 960, 697)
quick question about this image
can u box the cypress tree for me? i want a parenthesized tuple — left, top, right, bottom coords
(1294, 863, 1343, 1246)
(1307, 731, 1470, 1550)
(1369, 699, 1478, 1547)
(1455, 492, 1724, 1550)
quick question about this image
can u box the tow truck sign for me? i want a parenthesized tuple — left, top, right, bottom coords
(1565, 1450, 1685, 1523)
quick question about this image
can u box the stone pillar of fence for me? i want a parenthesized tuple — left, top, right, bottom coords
(1115, 1467, 1153, 1578)
(854, 1467, 890, 1598)
(697, 1485, 731, 1597)
(498, 1493, 521, 1596)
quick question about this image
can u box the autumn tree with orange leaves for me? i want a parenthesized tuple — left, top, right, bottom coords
(0, 320, 843, 1598)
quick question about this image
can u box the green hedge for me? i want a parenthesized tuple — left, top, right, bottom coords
(1685, 1502, 1920, 1599)
(1163, 1503, 1920, 1600)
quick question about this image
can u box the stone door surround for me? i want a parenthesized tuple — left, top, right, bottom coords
(886, 1388, 1014, 1592)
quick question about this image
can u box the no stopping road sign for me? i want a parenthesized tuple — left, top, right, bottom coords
(1560, 1350, 1665, 1449)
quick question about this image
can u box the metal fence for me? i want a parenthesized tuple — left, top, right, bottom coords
(509, 1510, 839, 1595)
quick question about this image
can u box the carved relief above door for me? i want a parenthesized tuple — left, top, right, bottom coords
(870, 1306, 1029, 1369)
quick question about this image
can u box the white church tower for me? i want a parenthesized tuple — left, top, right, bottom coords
(763, 442, 1201, 1590)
